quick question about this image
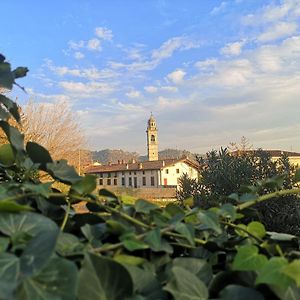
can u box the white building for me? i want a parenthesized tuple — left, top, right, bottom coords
(86, 114, 199, 189)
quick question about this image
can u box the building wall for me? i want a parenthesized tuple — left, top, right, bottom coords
(160, 161, 199, 187)
(97, 169, 160, 188)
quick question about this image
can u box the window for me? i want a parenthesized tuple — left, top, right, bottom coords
(151, 176, 155, 186)
(134, 171, 136, 175)
(122, 171, 125, 175)
(108, 173, 111, 178)
(129, 171, 131, 175)
(134, 177, 137, 188)
(122, 177, 125, 186)
(129, 177, 132, 186)
(142, 170, 145, 175)
(151, 135, 155, 142)
(100, 173, 103, 178)
(142, 177, 146, 186)
(99, 179, 103, 185)
(107, 179, 111, 185)
(165, 169, 169, 174)
(114, 172, 117, 177)
(114, 178, 117, 185)
(176, 169, 180, 174)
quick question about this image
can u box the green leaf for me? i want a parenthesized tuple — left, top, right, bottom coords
(256, 257, 292, 289)
(122, 236, 149, 251)
(17, 257, 78, 300)
(12, 67, 29, 79)
(125, 265, 165, 300)
(20, 227, 59, 276)
(135, 199, 159, 214)
(282, 260, 300, 287)
(164, 266, 208, 300)
(0, 94, 20, 122)
(175, 223, 195, 246)
(247, 221, 266, 239)
(144, 228, 173, 253)
(77, 253, 133, 300)
(0, 200, 32, 212)
(0, 62, 14, 89)
(295, 169, 300, 182)
(47, 160, 81, 184)
(173, 258, 213, 285)
(23, 182, 52, 198)
(239, 193, 257, 202)
(198, 210, 222, 234)
(0, 237, 9, 252)
(114, 254, 145, 266)
(0, 144, 15, 166)
(267, 231, 297, 241)
(0, 253, 19, 300)
(26, 142, 53, 169)
(219, 203, 237, 220)
(99, 188, 118, 200)
(0, 121, 24, 151)
(71, 174, 96, 195)
(56, 232, 84, 256)
(219, 285, 265, 300)
(232, 245, 267, 271)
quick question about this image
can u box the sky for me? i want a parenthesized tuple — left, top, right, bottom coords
(1, 0, 300, 155)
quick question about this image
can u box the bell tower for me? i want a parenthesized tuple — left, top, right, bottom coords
(146, 114, 158, 161)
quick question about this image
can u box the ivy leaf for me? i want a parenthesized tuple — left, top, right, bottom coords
(0, 200, 32, 212)
(12, 67, 29, 79)
(0, 121, 24, 151)
(47, 160, 81, 184)
(175, 223, 195, 246)
(26, 142, 53, 169)
(198, 211, 222, 234)
(144, 228, 173, 253)
(114, 254, 145, 266)
(232, 245, 267, 271)
(239, 193, 257, 203)
(77, 254, 133, 300)
(247, 221, 266, 239)
(99, 188, 118, 200)
(0, 144, 15, 166)
(71, 174, 96, 195)
(282, 260, 300, 287)
(135, 199, 159, 214)
(267, 231, 297, 241)
(55, 232, 84, 257)
(0, 94, 20, 122)
(219, 285, 265, 300)
(17, 257, 78, 300)
(122, 237, 149, 251)
(164, 266, 208, 300)
(0, 62, 14, 90)
(0, 253, 19, 300)
(255, 257, 292, 289)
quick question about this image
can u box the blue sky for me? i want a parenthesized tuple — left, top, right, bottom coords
(1, 0, 300, 154)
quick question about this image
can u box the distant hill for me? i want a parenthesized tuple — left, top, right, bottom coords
(91, 148, 199, 164)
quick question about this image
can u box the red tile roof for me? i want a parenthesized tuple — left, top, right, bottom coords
(85, 157, 199, 174)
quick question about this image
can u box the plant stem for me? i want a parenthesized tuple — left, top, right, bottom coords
(236, 188, 300, 211)
(60, 199, 71, 231)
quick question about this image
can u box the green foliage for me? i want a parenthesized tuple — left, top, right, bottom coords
(1, 54, 300, 299)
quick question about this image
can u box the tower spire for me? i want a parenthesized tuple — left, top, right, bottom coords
(146, 114, 158, 161)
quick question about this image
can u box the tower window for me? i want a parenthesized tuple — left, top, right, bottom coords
(151, 135, 155, 142)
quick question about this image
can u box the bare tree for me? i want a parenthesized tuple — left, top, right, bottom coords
(228, 136, 253, 154)
(0, 100, 91, 173)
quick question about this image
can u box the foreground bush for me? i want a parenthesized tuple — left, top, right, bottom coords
(1, 55, 300, 299)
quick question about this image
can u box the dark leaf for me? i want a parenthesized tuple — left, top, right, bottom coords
(26, 142, 53, 169)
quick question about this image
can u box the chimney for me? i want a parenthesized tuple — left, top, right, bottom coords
(162, 160, 165, 167)
(132, 159, 136, 163)
(139, 163, 143, 169)
(126, 164, 129, 169)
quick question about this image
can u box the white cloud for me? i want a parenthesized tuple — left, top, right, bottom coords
(161, 86, 178, 92)
(152, 36, 200, 60)
(74, 51, 84, 59)
(87, 38, 102, 51)
(210, 1, 227, 16)
(167, 69, 186, 84)
(95, 27, 113, 40)
(59, 81, 115, 96)
(195, 59, 218, 70)
(144, 86, 158, 93)
(68, 40, 85, 50)
(258, 22, 297, 42)
(220, 41, 245, 56)
(126, 90, 141, 98)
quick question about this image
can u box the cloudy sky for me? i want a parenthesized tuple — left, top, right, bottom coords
(1, 0, 300, 154)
